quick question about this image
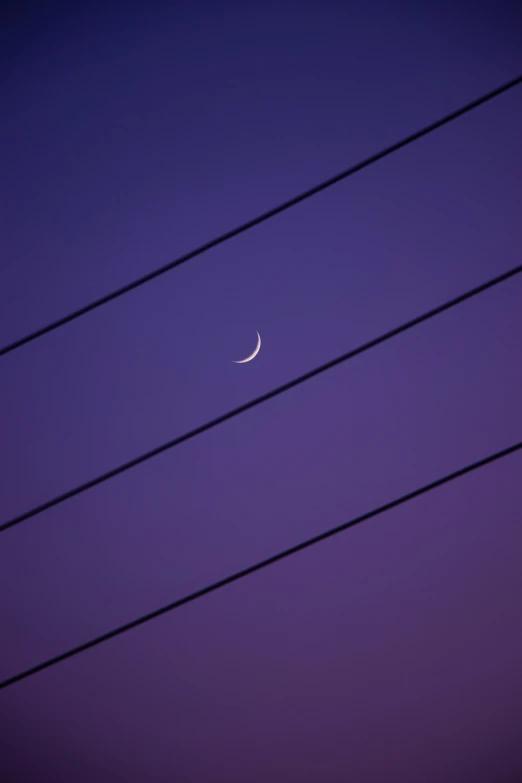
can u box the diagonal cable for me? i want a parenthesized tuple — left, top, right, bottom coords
(1, 438, 520, 690)
(1, 74, 520, 358)
(1, 262, 520, 535)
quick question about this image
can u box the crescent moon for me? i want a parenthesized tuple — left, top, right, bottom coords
(234, 331, 261, 363)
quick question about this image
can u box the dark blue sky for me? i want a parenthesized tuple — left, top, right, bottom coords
(1, 3, 521, 781)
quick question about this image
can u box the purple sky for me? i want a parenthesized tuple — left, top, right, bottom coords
(1, 3, 521, 781)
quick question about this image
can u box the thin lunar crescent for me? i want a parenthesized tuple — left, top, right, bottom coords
(234, 331, 261, 363)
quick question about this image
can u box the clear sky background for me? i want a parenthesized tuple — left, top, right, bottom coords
(1, 3, 521, 781)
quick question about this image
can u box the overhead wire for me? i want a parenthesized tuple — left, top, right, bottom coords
(1, 74, 520, 358)
(1, 438, 520, 690)
(1, 262, 520, 535)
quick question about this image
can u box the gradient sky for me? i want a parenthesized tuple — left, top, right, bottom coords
(1, 3, 522, 781)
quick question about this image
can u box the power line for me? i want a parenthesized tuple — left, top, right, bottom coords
(1, 75, 520, 359)
(1, 439, 520, 691)
(1, 263, 520, 535)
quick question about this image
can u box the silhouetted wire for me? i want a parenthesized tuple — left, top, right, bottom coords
(1, 74, 520, 358)
(1, 439, 520, 691)
(1, 263, 520, 535)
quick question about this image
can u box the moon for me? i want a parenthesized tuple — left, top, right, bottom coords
(234, 331, 261, 363)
